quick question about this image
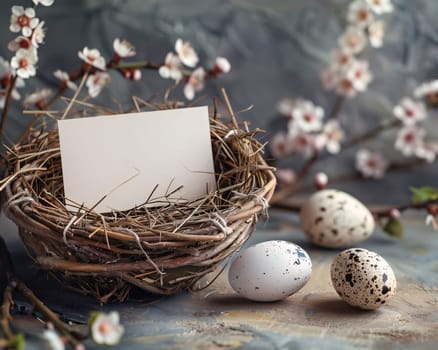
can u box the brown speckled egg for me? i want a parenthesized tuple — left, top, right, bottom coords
(300, 189, 375, 248)
(330, 248, 397, 310)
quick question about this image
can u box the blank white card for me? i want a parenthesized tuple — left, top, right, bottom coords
(58, 106, 216, 213)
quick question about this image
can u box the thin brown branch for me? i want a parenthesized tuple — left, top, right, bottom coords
(342, 118, 401, 151)
(0, 236, 16, 342)
(0, 237, 82, 346)
(0, 75, 18, 145)
(271, 152, 318, 203)
(372, 200, 438, 218)
(1, 284, 14, 341)
(112, 60, 161, 70)
(272, 116, 407, 202)
(0, 237, 15, 281)
(46, 86, 67, 109)
(14, 279, 81, 346)
(327, 95, 345, 120)
(271, 96, 347, 201)
(272, 157, 431, 212)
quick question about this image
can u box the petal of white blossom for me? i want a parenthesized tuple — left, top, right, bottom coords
(9, 23, 20, 33)
(22, 27, 32, 37)
(11, 6, 24, 16)
(24, 7, 36, 17)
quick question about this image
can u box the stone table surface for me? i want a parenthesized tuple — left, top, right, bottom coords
(1, 209, 438, 350)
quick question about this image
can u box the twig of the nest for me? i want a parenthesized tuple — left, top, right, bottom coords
(0, 236, 84, 346)
(1, 94, 276, 302)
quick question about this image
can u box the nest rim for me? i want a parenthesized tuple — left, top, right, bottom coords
(1, 108, 276, 303)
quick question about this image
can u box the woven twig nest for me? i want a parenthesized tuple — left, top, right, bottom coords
(1, 104, 276, 303)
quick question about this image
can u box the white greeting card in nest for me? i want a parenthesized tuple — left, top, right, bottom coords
(58, 106, 216, 213)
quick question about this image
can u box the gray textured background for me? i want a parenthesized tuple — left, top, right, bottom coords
(0, 0, 437, 203)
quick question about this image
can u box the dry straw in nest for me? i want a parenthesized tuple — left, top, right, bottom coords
(0, 93, 276, 303)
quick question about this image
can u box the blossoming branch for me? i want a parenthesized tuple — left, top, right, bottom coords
(0, 1, 233, 348)
(268, 0, 438, 232)
(0, 1, 231, 144)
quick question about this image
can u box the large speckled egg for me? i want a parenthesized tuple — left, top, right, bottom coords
(228, 240, 312, 302)
(300, 189, 375, 248)
(331, 248, 397, 310)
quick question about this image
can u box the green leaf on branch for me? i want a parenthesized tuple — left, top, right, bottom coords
(88, 311, 101, 329)
(383, 218, 404, 239)
(410, 186, 438, 204)
(7, 333, 25, 350)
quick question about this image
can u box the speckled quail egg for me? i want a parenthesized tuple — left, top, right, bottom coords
(228, 240, 312, 302)
(300, 189, 375, 248)
(330, 248, 397, 310)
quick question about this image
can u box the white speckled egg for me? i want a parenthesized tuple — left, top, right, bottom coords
(331, 248, 397, 310)
(228, 240, 312, 302)
(300, 189, 375, 248)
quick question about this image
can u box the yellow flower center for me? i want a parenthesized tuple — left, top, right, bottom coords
(17, 14, 30, 27)
(357, 9, 369, 21)
(98, 322, 112, 335)
(19, 58, 28, 69)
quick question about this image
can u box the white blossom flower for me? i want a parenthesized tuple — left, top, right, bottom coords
(24, 88, 52, 106)
(276, 168, 296, 186)
(8, 36, 32, 52)
(318, 120, 345, 154)
(213, 57, 231, 74)
(53, 70, 77, 91)
(78, 47, 106, 70)
(368, 20, 385, 48)
(330, 49, 355, 70)
(336, 76, 357, 97)
(31, 21, 46, 48)
(276, 97, 298, 117)
(113, 38, 136, 58)
(314, 172, 328, 189)
(0, 56, 24, 108)
(415, 142, 438, 163)
(425, 214, 438, 231)
(365, 0, 393, 15)
(86, 72, 111, 97)
(33, 0, 55, 6)
(42, 329, 64, 350)
(339, 26, 367, 54)
(322, 51, 358, 92)
(389, 208, 401, 219)
(290, 100, 324, 133)
(291, 132, 317, 158)
(11, 48, 38, 79)
(158, 52, 182, 80)
(395, 126, 425, 156)
(10, 6, 39, 37)
(356, 149, 388, 179)
(348, 59, 373, 91)
(414, 80, 438, 99)
(91, 311, 124, 346)
(393, 98, 426, 125)
(348, 1, 374, 28)
(0, 58, 24, 107)
(183, 67, 206, 100)
(175, 39, 199, 68)
(270, 132, 292, 159)
(337, 60, 372, 96)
